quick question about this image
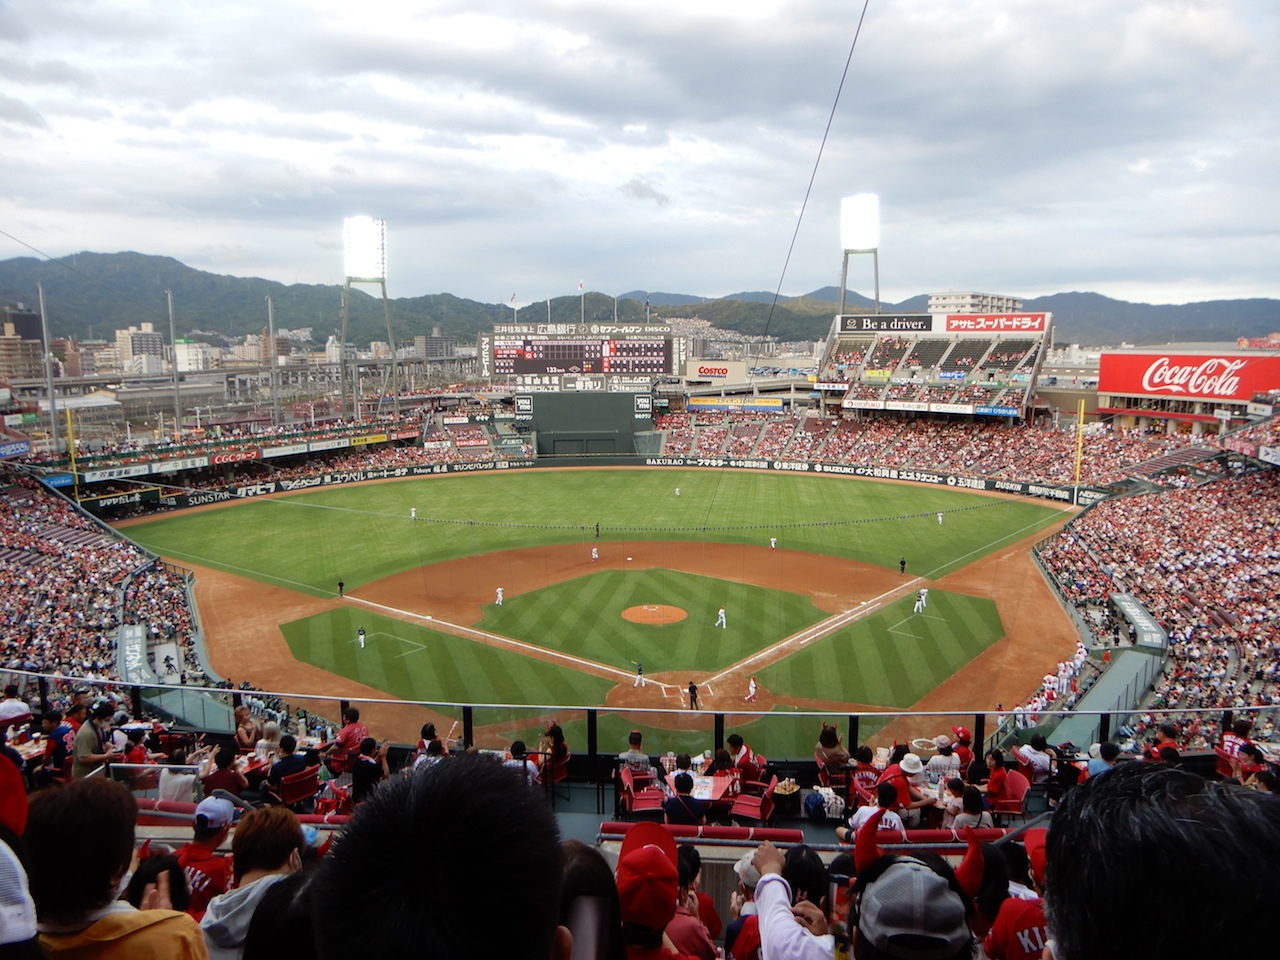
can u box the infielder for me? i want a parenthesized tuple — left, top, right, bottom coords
(913, 590, 925, 614)
(591, 547, 598, 561)
(920, 587, 929, 608)
(715, 606, 727, 629)
(674, 487, 680, 497)
(411, 507, 417, 520)
(495, 586, 503, 606)
(745, 675, 757, 702)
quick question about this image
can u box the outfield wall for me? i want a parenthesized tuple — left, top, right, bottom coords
(82, 453, 1111, 514)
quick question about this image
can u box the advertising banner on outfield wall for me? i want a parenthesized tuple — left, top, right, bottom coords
(99, 451, 1105, 515)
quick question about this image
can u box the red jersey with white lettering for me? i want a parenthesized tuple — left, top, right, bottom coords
(984, 896, 1049, 960)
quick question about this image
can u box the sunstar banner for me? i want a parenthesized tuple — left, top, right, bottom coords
(1099, 353, 1280, 403)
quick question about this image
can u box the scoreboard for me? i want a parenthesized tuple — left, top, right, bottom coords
(492, 338, 670, 376)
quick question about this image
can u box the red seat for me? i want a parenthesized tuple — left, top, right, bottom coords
(991, 769, 1030, 823)
(619, 766, 664, 820)
(277, 764, 322, 809)
(815, 751, 850, 800)
(730, 774, 778, 825)
(1214, 747, 1239, 780)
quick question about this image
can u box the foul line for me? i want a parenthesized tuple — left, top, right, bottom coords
(346, 597, 675, 691)
(704, 578, 923, 687)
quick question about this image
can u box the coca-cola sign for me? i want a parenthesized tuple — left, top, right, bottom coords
(1099, 353, 1280, 403)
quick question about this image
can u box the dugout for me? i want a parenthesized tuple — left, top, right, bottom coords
(515, 392, 655, 456)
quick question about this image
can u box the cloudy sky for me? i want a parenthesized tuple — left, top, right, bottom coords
(1, 1, 1276, 307)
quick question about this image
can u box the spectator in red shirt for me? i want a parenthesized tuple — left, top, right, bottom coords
(321, 708, 369, 775)
(979, 750, 1009, 805)
(201, 745, 248, 799)
(176, 797, 236, 921)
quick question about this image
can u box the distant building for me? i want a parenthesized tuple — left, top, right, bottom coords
(414, 335, 457, 358)
(929, 292, 1023, 314)
(0, 303, 43, 346)
(174, 339, 213, 372)
(114, 323, 166, 368)
(0, 323, 44, 379)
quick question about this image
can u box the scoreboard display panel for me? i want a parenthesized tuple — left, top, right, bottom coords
(493, 338, 671, 376)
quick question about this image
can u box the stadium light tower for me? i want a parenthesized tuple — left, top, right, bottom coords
(838, 193, 880, 316)
(339, 216, 400, 420)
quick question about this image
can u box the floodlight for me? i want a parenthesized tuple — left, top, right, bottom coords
(343, 216, 387, 281)
(840, 193, 879, 252)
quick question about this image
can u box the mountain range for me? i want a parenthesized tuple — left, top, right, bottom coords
(1, 251, 1276, 349)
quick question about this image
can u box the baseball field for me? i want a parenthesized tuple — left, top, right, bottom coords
(119, 468, 1078, 757)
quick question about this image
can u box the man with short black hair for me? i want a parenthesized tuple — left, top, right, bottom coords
(1043, 761, 1280, 960)
(176, 797, 236, 920)
(0, 684, 32, 732)
(70, 703, 118, 779)
(311, 752, 571, 960)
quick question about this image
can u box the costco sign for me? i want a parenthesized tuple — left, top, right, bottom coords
(1099, 353, 1280, 403)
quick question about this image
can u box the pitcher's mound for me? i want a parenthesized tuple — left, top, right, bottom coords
(622, 604, 688, 625)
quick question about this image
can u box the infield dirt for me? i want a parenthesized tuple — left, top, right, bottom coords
(147, 518, 1078, 749)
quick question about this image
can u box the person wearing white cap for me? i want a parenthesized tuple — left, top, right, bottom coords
(723, 849, 762, 959)
(176, 797, 236, 921)
(876, 753, 933, 827)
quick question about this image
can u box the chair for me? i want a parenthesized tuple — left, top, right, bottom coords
(815, 751, 849, 801)
(618, 767, 664, 820)
(1214, 747, 1240, 781)
(990, 769, 1030, 824)
(277, 764, 321, 812)
(544, 750, 572, 804)
(730, 774, 778, 825)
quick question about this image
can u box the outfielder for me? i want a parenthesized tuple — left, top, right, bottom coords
(715, 605, 727, 629)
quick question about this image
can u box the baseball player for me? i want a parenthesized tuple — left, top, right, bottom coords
(411, 507, 417, 520)
(937, 512, 943, 525)
(674, 487, 680, 497)
(769, 537, 777, 550)
(357, 626, 366, 649)
(495, 586, 503, 606)
(920, 587, 929, 609)
(913, 590, 925, 614)
(745, 675, 757, 702)
(632, 661, 645, 688)
(715, 605, 727, 629)
(591, 547, 598, 561)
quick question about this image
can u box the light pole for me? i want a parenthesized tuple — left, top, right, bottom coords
(339, 216, 399, 420)
(838, 193, 880, 316)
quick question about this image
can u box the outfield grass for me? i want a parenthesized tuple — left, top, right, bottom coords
(280, 607, 616, 706)
(126, 469, 1063, 595)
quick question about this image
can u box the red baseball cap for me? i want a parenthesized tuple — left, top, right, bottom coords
(951, 726, 972, 741)
(615, 822, 678, 932)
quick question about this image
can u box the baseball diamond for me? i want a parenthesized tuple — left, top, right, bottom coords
(119, 467, 1078, 757)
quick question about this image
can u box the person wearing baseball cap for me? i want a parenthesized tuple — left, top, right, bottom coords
(614, 823, 696, 959)
(175, 797, 236, 920)
(852, 853, 974, 960)
(948, 727, 972, 769)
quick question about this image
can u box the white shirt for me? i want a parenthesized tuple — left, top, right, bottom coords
(755, 873, 835, 960)
(847, 804, 906, 837)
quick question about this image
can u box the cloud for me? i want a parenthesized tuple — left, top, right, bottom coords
(0, 0, 1276, 306)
